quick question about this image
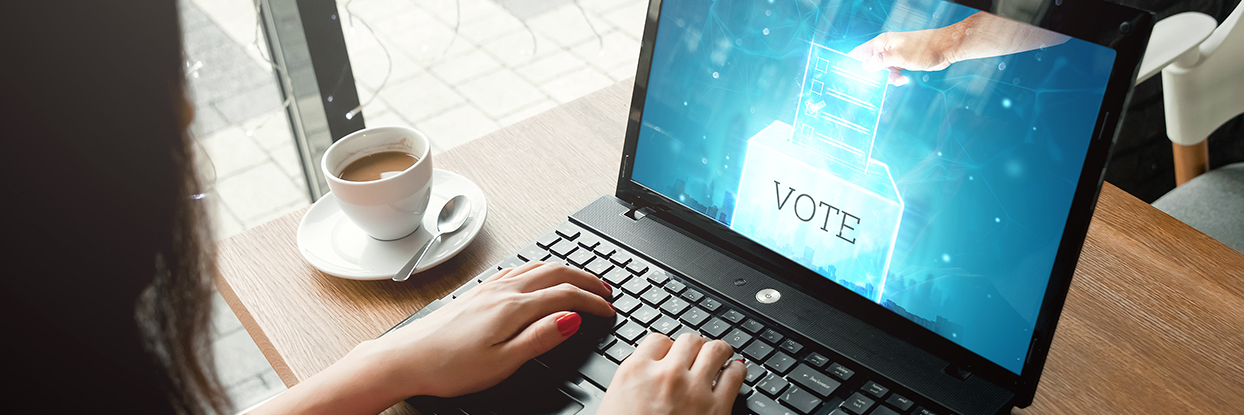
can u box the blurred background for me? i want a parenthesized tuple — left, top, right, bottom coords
(179, 0, 1241, 411)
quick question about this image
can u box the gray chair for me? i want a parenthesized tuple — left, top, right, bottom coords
(1138, 4, 1244, 253)
(1153, 162, 1244, 253)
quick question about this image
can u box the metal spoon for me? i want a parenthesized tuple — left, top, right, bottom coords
(394, 195, 471, 282)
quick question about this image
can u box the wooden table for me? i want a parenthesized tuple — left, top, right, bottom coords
(216, 80, 1244, 415)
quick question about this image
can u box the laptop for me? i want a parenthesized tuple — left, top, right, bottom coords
(383, 0, 1152, 413)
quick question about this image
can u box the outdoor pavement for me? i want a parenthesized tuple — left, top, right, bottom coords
(180, 0, 645, 411)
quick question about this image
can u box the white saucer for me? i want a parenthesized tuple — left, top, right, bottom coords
(297, 168, 487, 280)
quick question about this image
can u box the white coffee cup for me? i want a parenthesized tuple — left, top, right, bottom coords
(321, 126, 433, 241)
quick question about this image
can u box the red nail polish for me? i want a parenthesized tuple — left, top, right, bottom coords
(736, 359, 745, 364)
(600, 279, 613, 294)
(556, 312, 581, 337)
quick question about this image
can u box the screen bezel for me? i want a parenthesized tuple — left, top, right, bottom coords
(616, 0, 1152, 406)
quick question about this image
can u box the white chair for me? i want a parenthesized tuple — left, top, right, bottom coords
(1138, 3, 1244, 253)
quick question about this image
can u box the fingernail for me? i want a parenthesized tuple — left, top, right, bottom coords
(556, 312, 581, 337)
(600, 279, 613, 294)
(735, 359, 745, 364)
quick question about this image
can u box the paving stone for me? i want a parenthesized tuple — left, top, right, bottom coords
(215, 162, 307, 224)
(214, 81, 283, 125)
(416, 104, 501, 150)
(211, 290, 244, 337)
(199, 126, 268, 178)
(539, 66, 613, 103)
(213, 329, 274, 388)
(457, 69, 546, 118)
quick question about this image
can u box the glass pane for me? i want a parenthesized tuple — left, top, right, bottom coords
(182, 0, 313, 243)
(337, 0, 648, 154)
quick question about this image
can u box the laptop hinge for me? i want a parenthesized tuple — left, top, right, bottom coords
(623, 205, 657, 221)
(944, 364, 973, 381)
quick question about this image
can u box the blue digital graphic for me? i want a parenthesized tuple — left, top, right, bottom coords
(631, 0, 1116, 374)
(793, 43, 888, 172)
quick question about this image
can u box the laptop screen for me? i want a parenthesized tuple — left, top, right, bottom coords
(630, 0, 1116, 374)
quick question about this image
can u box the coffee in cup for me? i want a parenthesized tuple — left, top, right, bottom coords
(337, 151, 420, 182)
(321, 126, 433, 241)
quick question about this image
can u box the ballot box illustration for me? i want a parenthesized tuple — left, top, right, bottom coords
(730, 43, 902, 303)
(792, 43, 887, 174)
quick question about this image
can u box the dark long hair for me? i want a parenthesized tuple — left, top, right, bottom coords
(1, 1, 229, 413)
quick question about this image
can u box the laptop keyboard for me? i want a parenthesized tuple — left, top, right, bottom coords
(430, 222, 953, 415)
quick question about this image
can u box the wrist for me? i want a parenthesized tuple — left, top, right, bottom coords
(342, 339, 427, 403)
(934, 25, 967, 66)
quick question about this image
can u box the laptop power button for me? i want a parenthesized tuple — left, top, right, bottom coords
(756, 289, 781, 304)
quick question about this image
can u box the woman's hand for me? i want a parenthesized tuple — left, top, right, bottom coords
(848, 11, 1070, 86)
(597, 332, 747, 415)
(848, 28, 961, 86)
(361, 261, 617, 399)
(250, 261, 616, 415)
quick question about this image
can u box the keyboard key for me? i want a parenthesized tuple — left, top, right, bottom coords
(841, 392, 874, 414)
(612, 294, 641, 315)
(517, 244, 547, 262)
(722, 309, 746, 324)
(603, 267, 631, 286)
(568, 249, 595, 267)
(536, 233, 560, 249)
(652, 315, 681, 335)
(576, 234, 601, 250)
(741, 319, 765, 334)
(805, 353, 830, 368)
(746, 394, 790, 415)
(450, 278, 480, 298)
(760, 329, 784, 344)
(631, 305, 661, 325)
(627, 260, 650, 275)
(681, 288, 705, 302)
(869, 406, 901, 415)
(672, 325, 699, 341)
(577, 352, 618, 389)
(764, 352, 797, 375)
(723, 328, 753, 349)
(679, 306, 710, 327)
(664, 279, 687, 294)
(699, 297, 722, 312)
(743, 340, 775, 361)
(555, 224, 581, 240)
(660, 297, 690, 316)
(701, 317, 731, 338)
(913, 407, 938, 415)
(495, 256, 525, 271)
(585, 259, 612, 276)
(593, 241, 618, 257)
(862, 381, 888, 398)
(738, 383, 753, 399)
(745, 361, 767, 384)
(621, 277, 650, 296)
(779, 339, 804, 354)
(610, 250, 634, 266)
(645, 268, 668, 284)
(604, 342, 635, 363)
(549, 240, 577, 257)
(885, 394, 914, 411)
(756, 373, 789, 397)
(596, 334, 617, 351)
(641, 287, 670, 306)
(616, 320, 646, 343)
(788, 364, 841, 397)
(779, 385, 822, 414)
(828, 363, 855, 380)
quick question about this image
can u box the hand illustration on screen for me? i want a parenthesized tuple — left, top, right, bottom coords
(848, 11, 1070, 86)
